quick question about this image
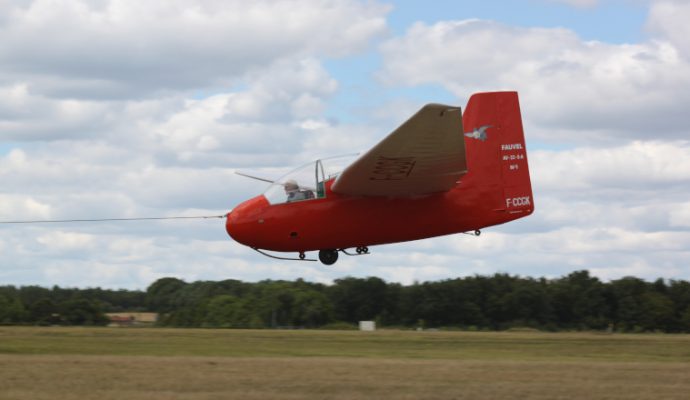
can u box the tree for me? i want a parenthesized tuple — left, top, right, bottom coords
(681, 306, 690, 332)
(610, 277, 656, 331)
(146, 277, 187, 312)
(28, 298, 59, 325)
(59, 298, 109, 326)
(328, 277, 389, 323)
(668, 280, 690, 332)
(0, 294, 26, 324)
(549, 270, 610, 329)
(1, 272, 689, 331)
(15, 285, 49, 306)
(501, 278, 552, 328)
(638, 291, 675, 331)
(250, 281, 333, 328)
(291, 288, 334, 327)
(203, 295, 252, 328)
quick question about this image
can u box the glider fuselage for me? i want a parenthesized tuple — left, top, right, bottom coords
(226, 176, 531, 252)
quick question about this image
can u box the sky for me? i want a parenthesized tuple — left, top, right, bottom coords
(1, 0, 690, 289)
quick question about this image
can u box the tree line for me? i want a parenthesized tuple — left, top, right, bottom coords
(1, 270, 690, 332)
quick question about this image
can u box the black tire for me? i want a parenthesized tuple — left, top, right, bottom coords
(318, 249, 339, 265)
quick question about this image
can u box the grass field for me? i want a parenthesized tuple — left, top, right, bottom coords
(1, 327, 689, 399)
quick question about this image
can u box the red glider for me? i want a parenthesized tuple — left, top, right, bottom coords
(226, 91, 534, 264)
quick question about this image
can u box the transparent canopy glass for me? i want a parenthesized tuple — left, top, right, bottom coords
(263, 154, 357, 205)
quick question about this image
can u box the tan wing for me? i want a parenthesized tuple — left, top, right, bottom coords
(331, 104, 467, 197)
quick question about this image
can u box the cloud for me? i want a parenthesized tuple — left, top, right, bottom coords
(0, 57, 349, 168)
(0, 84, 114, 141)
(532, 141, 690, 198)
(0, 193, 52, 221)
(647, 0, 690, 59)
(669, 202, 690, 228)
(0, 0, 389, 99)
(149, 58, 339, 166)
(36, 231, 95, 252)
(379, 19, 690, 141)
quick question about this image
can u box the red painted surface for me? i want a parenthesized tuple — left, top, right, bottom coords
(226, 92, 534, 253)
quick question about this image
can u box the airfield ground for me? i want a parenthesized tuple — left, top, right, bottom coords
(1, 327, 689, 399)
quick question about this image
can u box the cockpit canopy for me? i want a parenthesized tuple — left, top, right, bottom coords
(263, 155, 356, 205)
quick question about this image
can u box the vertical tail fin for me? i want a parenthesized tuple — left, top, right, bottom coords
(462, 91, 534, 215)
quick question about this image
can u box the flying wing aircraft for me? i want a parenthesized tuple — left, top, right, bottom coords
(226, 91, 534, 264)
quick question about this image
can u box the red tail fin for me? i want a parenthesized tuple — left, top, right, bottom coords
(462, 91, 534, 215)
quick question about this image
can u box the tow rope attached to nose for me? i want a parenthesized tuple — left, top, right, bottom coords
(0, 215, 227, 224)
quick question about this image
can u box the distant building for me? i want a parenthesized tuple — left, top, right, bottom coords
(106, 312, 158, 327)
(359, 321, 376, 331)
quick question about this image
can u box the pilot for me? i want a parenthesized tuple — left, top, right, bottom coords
(284, 179, 314, 202)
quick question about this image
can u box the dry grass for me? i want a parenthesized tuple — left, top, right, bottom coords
(2, 355, 689, 400)
(3, 327, 690, 361)
(1, 327, 689, 399)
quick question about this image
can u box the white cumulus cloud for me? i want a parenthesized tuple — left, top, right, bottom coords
(0, 0, 389, 98)
(379, 19, 690, 141)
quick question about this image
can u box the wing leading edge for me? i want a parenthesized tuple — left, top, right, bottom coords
(331, 104, 467, 197)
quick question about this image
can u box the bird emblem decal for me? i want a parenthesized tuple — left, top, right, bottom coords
(464, 125, 491, 141)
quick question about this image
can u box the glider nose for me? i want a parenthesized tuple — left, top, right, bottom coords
(225, 208, 247, 245)
(225, 195, 269, 246)
(224, 210, 235, 238)
(225, 208, 246, 241)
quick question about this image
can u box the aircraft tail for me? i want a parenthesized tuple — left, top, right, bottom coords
(462, 91, 534, 215)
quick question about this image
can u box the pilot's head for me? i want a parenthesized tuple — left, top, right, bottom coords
(284, 179, 298, 192)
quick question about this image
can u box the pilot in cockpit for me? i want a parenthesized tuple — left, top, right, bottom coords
(284, 179, 314, 202)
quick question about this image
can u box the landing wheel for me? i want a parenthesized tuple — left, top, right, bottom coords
(299, 252, 306, 260)
(356, 246, 369, 254)
(474, 230, 481, 236)
(318, 249, 339, 265)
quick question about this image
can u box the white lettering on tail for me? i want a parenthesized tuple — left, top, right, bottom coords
(506, 196, 531, 208)
(501, 143, 523, 151)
